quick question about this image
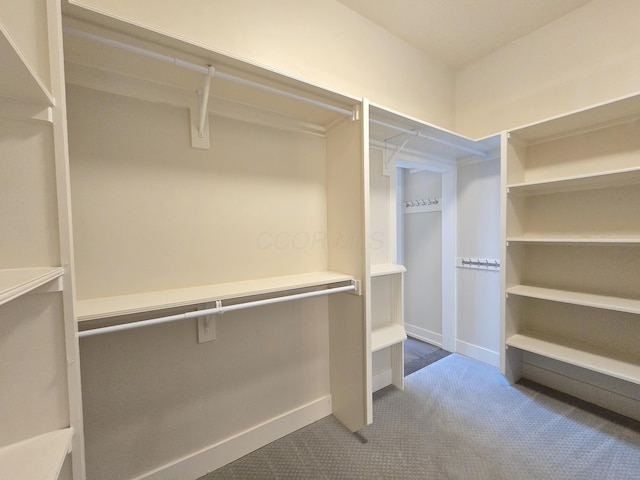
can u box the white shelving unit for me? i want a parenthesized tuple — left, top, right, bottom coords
(0, 1, 85, 479)
(77, 271, 355, 322)
(58, 7, 370, 478)
(501, 92, 640, 419)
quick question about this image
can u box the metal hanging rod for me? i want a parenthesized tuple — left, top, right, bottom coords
(78, 282, 357, 338)
(63, 26, 357, 119)
(371, 118, 489, 158)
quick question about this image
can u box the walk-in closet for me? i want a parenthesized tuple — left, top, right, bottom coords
(2, 1, 639, 479)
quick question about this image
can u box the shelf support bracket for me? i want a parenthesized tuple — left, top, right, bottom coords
(383, 133, 414, 176)
(190, 65, 215, 150)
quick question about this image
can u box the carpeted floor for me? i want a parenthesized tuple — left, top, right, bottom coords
(404, 337, 450, 375)
(201, 354, 640, 479)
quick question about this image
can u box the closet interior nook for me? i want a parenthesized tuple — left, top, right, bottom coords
(0, 0, 85, 479)
(59, 3, 371, 478)
(501, 93, 640, 421)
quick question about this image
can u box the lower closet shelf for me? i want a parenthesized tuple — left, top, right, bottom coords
(506, 333, 640, 385)
(76, 271, 355, 321)
(372, 324, 407, 352)
(0, 428, 73, 480)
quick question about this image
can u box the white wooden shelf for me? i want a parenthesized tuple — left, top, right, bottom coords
(0, 267, 65, 307)
(506, 236, 640, 245)
(370, 264, 406, 277)
(0, 428, 73, 480)
(507, 166, 640, 196)
(0, 22, 54, 106)
(510, 92, 640, 144)
(371, 324, 407, 352)
(77, 271, 355, 321)
(506, 333, 640, 385)
(506, 284, 640, 315)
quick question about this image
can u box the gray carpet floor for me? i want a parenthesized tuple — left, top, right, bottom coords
(201, 354, 640, 479)
(404, 337, 450, 376)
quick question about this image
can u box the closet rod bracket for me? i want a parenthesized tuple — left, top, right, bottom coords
(197, 300, 219, 343)
(191, 65, 215, 149)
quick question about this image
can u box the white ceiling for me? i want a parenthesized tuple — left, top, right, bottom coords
(337, 0, 592, 69)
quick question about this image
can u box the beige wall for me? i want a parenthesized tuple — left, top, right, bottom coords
(67, 0, 455, 129)
(455, 0, 640, 138)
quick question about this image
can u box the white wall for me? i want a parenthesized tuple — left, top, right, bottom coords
(456, 0, 640, 138)
(402, 169, 442, 346)
(456, 158, 500, 366)
(67, 0, 455, 129)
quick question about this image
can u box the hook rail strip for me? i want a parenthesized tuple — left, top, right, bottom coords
(78, 282, 357, 338)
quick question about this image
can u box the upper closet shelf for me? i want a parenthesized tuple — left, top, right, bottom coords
(0, 427, 73, 480)
(507, 167, 640, 196)
(506, 236, 640, 245)
(506, 285, 640, 315)
(0, 23, 54, 106)
(509, 92, 640, 144)
(0, 267, 65, 307)
(371, 264, 406, 277)
(77, 271, 355, 322)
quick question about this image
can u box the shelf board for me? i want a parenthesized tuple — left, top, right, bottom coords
(510, 92, 640, 144)
(0, 428, 73, 480)
(506, 285, 640, 315)
(0, 267, 65, 307)
(371, 264, 406, 277)
(371, 324, 407, 352)
(0, 23, 54, 106)
(506, 236, 640, 246)
(507, 333, 640, 385)
(77, 271, 355, 321)
(507, 167, 640, 196)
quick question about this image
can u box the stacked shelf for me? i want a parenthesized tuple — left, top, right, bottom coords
(370, 263, 407, 352)
(0, 428, 73, 480)
(77, 271, 355, 322)
(0, 1, 84, 478)
(501, 93, 640, 400)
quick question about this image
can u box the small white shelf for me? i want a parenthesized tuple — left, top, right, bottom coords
(507, 167, 640, 196)
(507, 236, 640, 245)
(77, 271, 355, 321)
(370, 264, 406, 277)
(0, 23, 54, 106)
(506, 285, 640, 315)
(0, 267, 65, 307)
(506, 333, 640, 385)
(0, 428, 73, 480)
(371, 324, 407, 352)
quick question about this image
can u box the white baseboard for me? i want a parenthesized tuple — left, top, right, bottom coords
(133, 395, 332, 480)
(372, 369, 392, 392)
(455, 340, 499, 367)
(405, 324, 442, 347)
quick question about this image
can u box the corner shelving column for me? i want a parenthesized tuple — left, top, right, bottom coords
(501, 93, 640, 419)
(0, 1, 85, 478)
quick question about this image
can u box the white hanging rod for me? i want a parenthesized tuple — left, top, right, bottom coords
(78, 282, 357, 338)
(371, 118, 489, 158)
(63, 26, 356, 119)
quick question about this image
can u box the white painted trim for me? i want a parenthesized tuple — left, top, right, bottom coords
(441, 169, 456, 353)
(455, 340, 499, 367)
(405, 325, 442, 347)
(372, 369, 393, 392)
(132, 395, 332, 480)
